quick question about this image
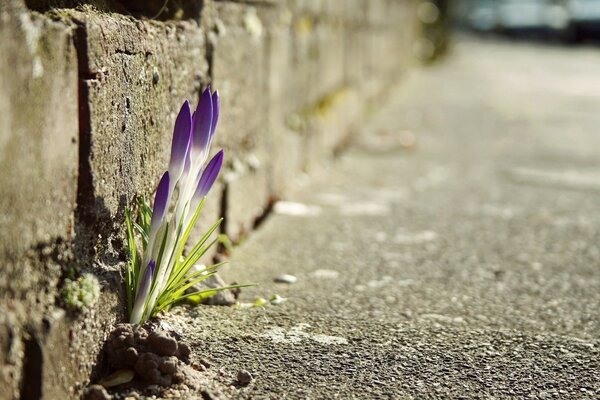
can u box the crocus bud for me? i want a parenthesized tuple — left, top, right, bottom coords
(168, 101, 192, 184)
(210, 90, 220, 141)
(130, 259, 156, 324)
(150, 172, 170, 236)
(191, 87, 213, 163)
(195, 150, 224, 199)
(188, 150, 224, 216)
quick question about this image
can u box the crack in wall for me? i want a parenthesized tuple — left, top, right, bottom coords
(72, 19, 98, 261)
(19, 334, 42, 400)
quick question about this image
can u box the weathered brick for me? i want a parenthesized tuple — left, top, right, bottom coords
(68, 9, 208, 230)
(0, 1, 78, 397)
(287, 7, 322, 111)
(315, 18, 345, 96)
(212, 1, 270, 239)
(258, 4, 305, 197)
(0, 5, 78, 287)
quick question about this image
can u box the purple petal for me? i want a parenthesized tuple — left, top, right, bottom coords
(150, 172, 170, 234)
(168, 101, 192, 181)
(191, 88, 213, 159)
(194, 150, 224, 201)
(130, 259, 156, 324)
(139, 259, 156, 296)
(210, 90, 219, 140)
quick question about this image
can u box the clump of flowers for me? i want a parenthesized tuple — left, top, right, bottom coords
(125, 87, 243, 324)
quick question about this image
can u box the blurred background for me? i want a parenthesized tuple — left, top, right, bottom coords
(416, 0, 600, 63)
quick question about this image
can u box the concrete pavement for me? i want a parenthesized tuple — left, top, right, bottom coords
(169, 37, 600, 399)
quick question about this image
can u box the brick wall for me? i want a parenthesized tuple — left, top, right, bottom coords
(0, 0, 416, 397)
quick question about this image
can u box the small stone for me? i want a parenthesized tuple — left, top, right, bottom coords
(192, 361, 207, 372)
(274, 274, 297, 284)
(83, 384, 111, 400)
(269, 294, 286, 305)
(196, 273, 237, 306)
(236, 370, 253, 385)
(199, 358, 211, 368)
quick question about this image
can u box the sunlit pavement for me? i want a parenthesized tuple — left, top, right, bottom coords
(169, 37, 600, 399)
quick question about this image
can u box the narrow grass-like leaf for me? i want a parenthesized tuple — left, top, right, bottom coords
(180, 284, 255, 304)
(133, 221, 149, 247)
(167, 235, 219, 291)
(125, 208, 137, 314)
(172, 197, 206, 266)
(162, 260, 227, 302)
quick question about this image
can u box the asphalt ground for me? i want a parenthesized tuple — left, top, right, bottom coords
(167, 37, 600, 399)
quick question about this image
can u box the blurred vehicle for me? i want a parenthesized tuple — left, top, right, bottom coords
(499, 0, 570, 31)
(568, 0, 600, 39)
(460, 0, 600, 41)
(465, 0, 571, 34)
(466, 0, 497, 31)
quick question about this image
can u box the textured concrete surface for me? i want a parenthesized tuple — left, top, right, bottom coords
(167, 38, 600, 398)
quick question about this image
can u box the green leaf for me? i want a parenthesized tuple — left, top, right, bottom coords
(133, 221, 149, 248)
(124, 207, 137, 314)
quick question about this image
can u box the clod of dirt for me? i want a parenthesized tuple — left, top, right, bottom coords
(236, 370, 253, 385)
(147, 331, 178, 356)
(83, 384, 111, 400)
(98, 323, 203, 395)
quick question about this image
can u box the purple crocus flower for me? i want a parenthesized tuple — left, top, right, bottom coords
(129, 86, 225, 325)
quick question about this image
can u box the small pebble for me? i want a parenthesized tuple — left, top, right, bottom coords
(274, 274, 297, 284)
(237, 370, 253, 385)
(199, 358, 211, 368)
(191, 361, 207, 372)
(270, 294, 286, 305)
